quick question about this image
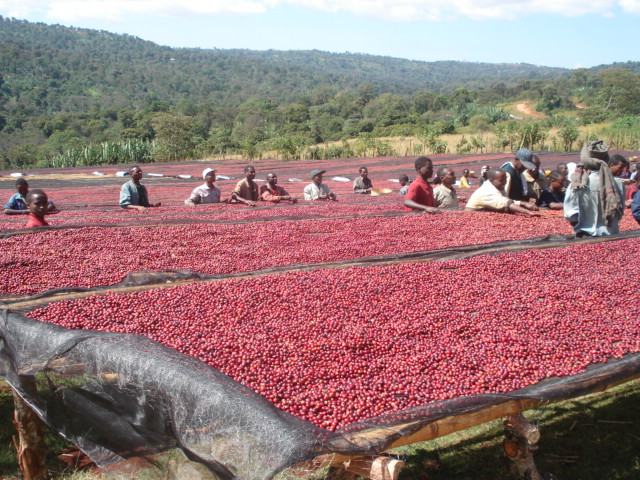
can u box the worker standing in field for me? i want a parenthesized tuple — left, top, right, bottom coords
(260, 173, 297, 203)
(403, 156, 439, 213)
(185, 168, 222, 206)
(4, 178, 57, 215)
(466, 167, 540, 216)
(501, 149, 538, 201)
(353, 167, 373, 194)
(433, 167, 459, 209)
(398, 174, 410, 195)
(538, 170, 567, 210)
(304, 169, 337, 201)
(459, 169, 471, 188)
(564, 140, 624, 236)
(230, 165, 259, 206)
(522, 155, 549, 204)
(24, 189, 52, 228)
(119, 166, 161, 211)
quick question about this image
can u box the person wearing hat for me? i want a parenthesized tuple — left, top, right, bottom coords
(304, 169, 337, 201)
(564, 140, 624, 236)
(119, 166, 161, 211)
(231, 165, 259, 206)
(501, 149, 539, 202)
(260, 173, 297, 203)
(185, 168, 222, 206)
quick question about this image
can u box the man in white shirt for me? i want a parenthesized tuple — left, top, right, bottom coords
(185, 168, 222, 206)
(304, 169, 337, 201)
(466, 168, 539, 216)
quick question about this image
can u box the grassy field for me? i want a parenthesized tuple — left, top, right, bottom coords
(2, 379, 640, 479)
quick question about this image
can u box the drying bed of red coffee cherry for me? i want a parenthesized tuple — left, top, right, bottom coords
(29, 238, 640, 431)
(0, 210, 585, 296)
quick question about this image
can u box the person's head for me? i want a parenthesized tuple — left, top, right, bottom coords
(244, 165, 256, 180)
(529, 155, 542, 177)
(462, 168, 470, 178)
(266, 172, 278, 186)
(608, 154, 629, 177)
(203, 168, 216, 186)
(480, 165, 489, 179)
(557, 163, 568, 176)
(359, 167, 368, 178)
(398, 174, 409, 187)
(310, 169, 325, 185)
(15, 178, 29, 197)
(129, 166, 143, 183)
(487, 168, 507, 191)
(438, 167, 456, 187)
(26, 189, 48, 218)
(548, 170, 566, 192)
(513, 148, 536, 174)
(414, 156, 433, 180)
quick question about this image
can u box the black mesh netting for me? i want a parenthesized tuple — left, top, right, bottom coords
(3, 231, 640, 479)
(2, 308, 640, 480)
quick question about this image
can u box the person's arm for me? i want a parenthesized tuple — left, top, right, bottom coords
(546, 201, 564, 210)
(508, 202, 541, 216)
(4, 208, 28, 215)
(231, 193, 257, 206)
(404, 198, 439, 213)
(278, 186, 297, 203)
(321, 184, 337, 201)
(4, 195, 28, 215)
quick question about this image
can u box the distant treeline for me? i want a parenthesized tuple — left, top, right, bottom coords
(1, 16, 640, 169)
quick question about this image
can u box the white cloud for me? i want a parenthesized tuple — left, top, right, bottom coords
(0, 0, 634, 22)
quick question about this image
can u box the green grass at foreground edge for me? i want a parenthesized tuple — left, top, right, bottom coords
(390, 379, 640, 480)
(1, 380, 640, 479)
(279, 379, 640, 480)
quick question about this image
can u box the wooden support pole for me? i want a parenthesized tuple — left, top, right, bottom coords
(327, 456, 404, 480)
(503, 414, 544, 480)
(12, 389, 50, 480)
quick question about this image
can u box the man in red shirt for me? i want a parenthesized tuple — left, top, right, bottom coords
(260, 173, 297, 203)
(404, 156, 439, 213)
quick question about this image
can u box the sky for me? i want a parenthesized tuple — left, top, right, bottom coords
(1, 0, 639, 69)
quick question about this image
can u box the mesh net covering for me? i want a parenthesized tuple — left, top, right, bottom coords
(1, 310, 640, 480)
(2, 232, 640, 479)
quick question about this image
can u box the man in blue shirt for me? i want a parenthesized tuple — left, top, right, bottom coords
(4, 178, 56, 215)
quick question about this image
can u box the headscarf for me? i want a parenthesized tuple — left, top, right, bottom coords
(573, 140, 623, 224)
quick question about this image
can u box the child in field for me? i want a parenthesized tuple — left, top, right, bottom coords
(398, 174, 410, 195)
(4, 178, 56, 215)
(538, 170, 566, 209)
(25, 189, 51, 228)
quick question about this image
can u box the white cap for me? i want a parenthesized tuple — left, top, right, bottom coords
(203, 168, 216, 180)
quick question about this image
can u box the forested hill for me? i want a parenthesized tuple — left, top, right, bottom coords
(0, 16, 570, 112)
(3, 16, 640, 171)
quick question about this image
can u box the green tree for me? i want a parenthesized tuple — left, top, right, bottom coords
(150, 112, 200, 161)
